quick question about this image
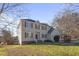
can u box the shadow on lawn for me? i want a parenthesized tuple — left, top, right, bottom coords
(25, 42, 79, 46)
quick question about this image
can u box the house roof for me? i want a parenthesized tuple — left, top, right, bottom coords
(20, 19, 54, 28)
(21, 19, 36, 22)
(40, 23, 50, 26)
(21, 19, 50, 26)
(48, 27, 54, 34)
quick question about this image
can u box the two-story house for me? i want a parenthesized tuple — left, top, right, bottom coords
(18, 19, 60, 45)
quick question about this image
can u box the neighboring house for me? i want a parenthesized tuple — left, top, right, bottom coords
(18, 19, 61, 45)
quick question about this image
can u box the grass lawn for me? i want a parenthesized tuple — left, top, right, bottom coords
(0, 43, 79, 56)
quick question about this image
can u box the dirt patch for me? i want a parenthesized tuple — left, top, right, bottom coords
(6, 48, 48, 56)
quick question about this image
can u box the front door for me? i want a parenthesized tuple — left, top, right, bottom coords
(35, 34, 38, 39)
(35, 32, 40, 40)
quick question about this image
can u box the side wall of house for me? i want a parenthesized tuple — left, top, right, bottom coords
(18, 19, 25, 45)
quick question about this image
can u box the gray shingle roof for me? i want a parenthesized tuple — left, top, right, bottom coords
(48, 27, 54, 34)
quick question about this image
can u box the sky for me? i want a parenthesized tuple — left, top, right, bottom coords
(0, 3, 66, 36)
(18, 3, 65, 25)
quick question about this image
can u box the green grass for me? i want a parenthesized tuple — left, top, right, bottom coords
(0, 44, 79, 56)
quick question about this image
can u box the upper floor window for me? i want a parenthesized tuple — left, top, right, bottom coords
(25, 21, 28, 28)
(35, 24, 37, 29)
(41, 25, 45, 30)
(31, 23, 33, 28)
(25, 21, 26, 27)
(45, 26, 47, 30)
(41, 25, 47, 30)
(35, 24, 40, 29)
(38, 24, 40, 29)
(25, 21, 33, 29)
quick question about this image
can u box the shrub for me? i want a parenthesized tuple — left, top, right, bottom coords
(22, 41, 36, 45)
(64, 35, 71, 43)
(44, 40, 53, 43)
(37, 40, 43, 43)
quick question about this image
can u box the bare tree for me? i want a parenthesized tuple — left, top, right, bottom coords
(52, 4, 79, 39)
(2, 30, 12, 44)
(0, 3, 29, 44)
(0, 3, 27, 35)
(1, 3, 30, 36)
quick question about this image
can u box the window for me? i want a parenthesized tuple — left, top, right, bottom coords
(35, 24, 37, 29)
(25, 22, 33, 29)
(42, 34, 47, 38)
(35, 24, 40, 29)
(25, 21, 29, 28)
(42, 34, 44, 38)
(45, 26, 47, 30)
(45, 34, 47, 38)
(31, 23, 33, 28)
(41, 25, 47, 30)
(37, 24, 40, 29)
(41, 26, 43, 30)
(25, 32, 29, 38)
(28, 22, 31, 28)
(41, 25, 45, 30)
(25, 21, 26, 27)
